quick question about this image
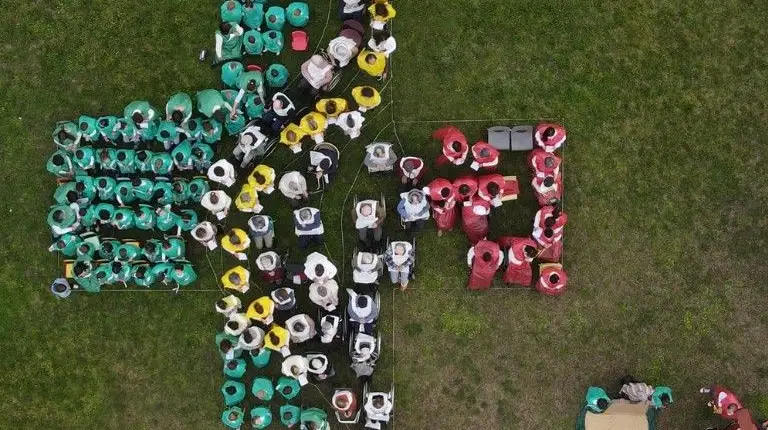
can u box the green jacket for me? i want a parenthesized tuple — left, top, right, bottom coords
(78, 115, 99, 141)
(243, 30, 263, 55)
(202, 119, 222, 144)
(221, 380, 246, 406)
(249, 406, 272, 429)
(112, 208, 136, 230)
(223, 358, 247, 379)
(97, 148, 118, 171)
(155, 208, 179, 232)
(183, 118, 204, 142)
(165, 92, 193, 124)
(242, 4, 264, 29)
(150, 262, 174, 284)
(131, 264, 156, 287)
(161, 237, 186, 261)
(156, 120, 180, 145)
(143, 239, 164, 263)
(46, 150, 74, 177)
(134, 205, 156, 230)
(152, 181, 174, 206)
(76, 241, 98, 261)
(191, 143, 214, 172)
(176, 209, 198, 232)
(250, 348, 271, 368)
(115, 243, 141, 262)
(275, 376, 300, 400)
(261, 30, 283, 55)
(196, 89, 228, 119)
(74, 176, 96, 202)
(150, 153, 174, 177)
(279, 404, 300, 427)
(220, 1, 243, 23)
(48, 234, 82, 257)
(251, 377, 274, 401)
(134, 150, 154, 173)
(115, 181, 136, 205)
(98, 239, 121, 260)
(172, 180, 189, 205)
(73, 146, 96, 171)
(93, 203, 116, 225)
(52, 121, 81, 151)
(171, 263, 197, 286)
(286, 2, 310, 27)
(221, 61, 244, 89)
(171, 140, 193, 170)
(187, 178, 209, 202)
(123, 100, 157, 125)
(97, 116, 121, 141)
(266, 64, 289, 88)
(221, 407, 244, 429)
(264, 6, 285, 31)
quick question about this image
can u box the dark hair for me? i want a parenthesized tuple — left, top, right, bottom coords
(440, 187, 450, 198)
(225, 386, 236, 395)
(544, 217, 556, 228)
(543, 177, 555, 187)
(365, 53, 377, 63)
(248, 35, 256, 43)
(52, 154, 64, 165)
(361, 87, 374, 98)
(99, 210, 110, 220)
(479, 148, 490, 157)
(268, 332, 280, 344)
(220, 339, 232, 352)
(117, 152, 126, 161)
(356, 295, 367, 307)
(543, 228, 553, 238)
(596, 398, 608, 410)
(246, 80, 257, 91)
(160, 130, 170, 139)
(660, 393, 670, 405)
(58, 130, 69, 141)
(252, 172, 266, 184)
(188, 120, 198, 131)
(136, 151, 148, 161)
(314, 265, 324, 276)
(79, 122, 88, 131)
(325, 100, 337, 114)
(524, 246, 537, 258)
(226, 321, 239, 330)
(458, 184, 470, 195)
(243, 331, 253, 343)
(175, 153, 184, 162)
(481, 252, 492, 262)
(253, 302, 263, 314)
(213, 166, 225, 176)
(53, 282, 68, 292)
(220, 22, 232, 34)
(450, 141, 461, 152)
(487, 182, 499, 196)
(66, 191, 78, 203)
(549, 273, 560, 284)
(544, 156, 555, 168)
(132, 112, 144, 124)
(98, 118, 108, 127)
(213, 110, 226, 124)
(374, 3, 388, 16)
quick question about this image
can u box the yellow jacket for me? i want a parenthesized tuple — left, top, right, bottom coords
(357, 51, 387, 77)
(221, 266, 250, 293)
(247, 164, 275, 191)
(352, 86, 382, 110)
(264, 324, 289, 352)
(368, 2, 396, 24)
(246, 296, 275, 321)
(221, 228, 250, 252)
(280, 123, 306, 151)
(235, 183, 261, 213)
(315, 98, 348, 119)
(299, 112, 328, 136)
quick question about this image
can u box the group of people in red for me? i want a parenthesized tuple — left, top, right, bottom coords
(413, 123, 569, 294)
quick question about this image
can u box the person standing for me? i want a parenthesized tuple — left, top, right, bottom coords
(248, 215, 274, 250)
(433, 126, 468, 166)
(423, 177, 458, 236)
(466, 240, 503, 290)
(498, 237, 538, 286)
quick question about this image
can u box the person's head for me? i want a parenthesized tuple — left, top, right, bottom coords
(274, 287, 288, 301)
(270, 68, 279, 78)
(254, 389, 266, 400)
(253, 216, 266, 229)
(659, 393, 671, 407)
(481, 252, 492, 262)
(374, 3, 388, 16)
(394, 244, 406, 255)
(189, 182, 199, 193)
(450, 141, 461, 152)
(325, 100, 337, 114)
(361, 252, 374, 265)
(117, 247, 128, 258)
(136, 150, 148, 162)
(317, 285, 328, 296)
(282, 386, 293, 396)
(549, 273, 560, 284)
(292, 7, 302, 16)
(203, 121, 213, 132)
(307, 117, 317, 129)
(365, 53, 378, 64)
(73, 261, 88, 276)
(216, 299, 226, 310)
(374, 146, 385, 157)
(286, 129, 297, 141)
(335, 395, 349, 408)
(219, 22, 232, 35)
(299, 208, 312, 220)
(372, 394, 385, 408)
(58, 130, 69, 141)
(543, 176, 555, 187)
(225, 385, 236, 395)
(228, 411, 239, 421)
(194, 227, 207, 240)
(373, 30, 391, 44)
(269, 332, 281, 345)
(226, 360, 238, 370)
(544, 216, 556, 228)
(100, 150, 111, 162)
(356, 295, 367, 308)
(188, 120, 198, 131)
(360, 203, 373, 217)
(213, 109, 226, 124)
(253, 302, 264, 314)
(487, 182, 500, 196)
(408, 192, 422, 204)
(543, 228, 553, 239)
(542, 126, 556, 141)
(171, 110, 183, 124)
(117, 151, 127, 162)
(132, 112, 144, 124)
(98, 209, 111, 220)
(226, 0, 236, 11)
(228, 272, 241, 285)
(727, 403, 738, 414)
(268, 14, 277, 23)
(239, 191, 251, 203)
(53, 282, 68, 293)
(160, 130, 171, 139)
(544, 156, 556, 168)
(98, 118, 109, 127)
(246, 79, 257, 92)
(524, 245, 537, 258)
(361, 87, 374, 98)
(314, 265, 325, 277)
(213, 166, 225, 177)
(292, 321, 306, 332)
(259, 254, 274, 267)
(153, 159, 165, 170)
(479, 148, 490, 158)
(226, 320, 239, 331)
(220, 339, 232, 353)
(273, 96, 285, 110)
(102, 242, 114, 252)
(74, 149, 85, 160)
(66, 191, 78, 203)
(110, 262, 122, 274)
(52, 154, 64, 165)
(596, 398, 609, 411)
(252, 172, 266, 184)
(243, 331, 253, 343)
(79, 121, 88, 131)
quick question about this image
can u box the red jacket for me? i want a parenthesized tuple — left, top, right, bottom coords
(424, 178, 455, 208)
(467, 240, 502, 290)
(498, 237, 538, 286)
(532, 175, 563, 207)
(536, 265, 568, 296)
(470, 141, 500, 170)
(453, 176, 478, 205)
(433, 126, 468, 164)
(534, 123, 566, 153)
(460, 196, 490, 244)
(528, 148, 561, 179)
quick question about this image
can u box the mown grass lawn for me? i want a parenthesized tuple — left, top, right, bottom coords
(1, 0, 767, 429)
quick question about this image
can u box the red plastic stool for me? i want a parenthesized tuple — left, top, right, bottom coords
(292, 31, 308, 51)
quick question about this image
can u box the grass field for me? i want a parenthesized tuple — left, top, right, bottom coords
(1, 0, 768, 429)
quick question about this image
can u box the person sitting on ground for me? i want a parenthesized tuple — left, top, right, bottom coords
(281, 355, 310, 386)
(396, 156, 426, 188)
(278, 171, 309, 207)
(384, 241, 415, 291)
(363, 142, 397, 173)
(53, 121, 82, 151)
(619, 376, 673, 409)
(303, 252, 337, 284)
(328, 32, 360, 68)
(352, 86, 382, 112)
(286, 2, 310, 27)
(215, 294, 242, 316)
(222, 266, 250, 293)
(242, 0, 264, 29)
(536, 264, 568, 296)
(309, 278, 339, 311)
(285, 314, 317, 343)
(498, 237, 538, 286)
(235, 183, 263, 214)
(261, 29, 284, 55)
(192, 221, 218, 250)
(585, 386, 612, 413)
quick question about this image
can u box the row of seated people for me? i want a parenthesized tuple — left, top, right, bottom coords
(47, 202, 199, 237)
(53, 176, 209, 207)
(50, 236, 186, 262)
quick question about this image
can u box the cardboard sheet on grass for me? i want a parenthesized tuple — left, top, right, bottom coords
(580, 400, 657, 430)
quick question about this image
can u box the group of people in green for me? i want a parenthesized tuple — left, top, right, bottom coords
(214, 0, 310, 62)
(60, 237, 197, 293)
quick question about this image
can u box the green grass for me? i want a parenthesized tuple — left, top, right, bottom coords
(1, 0, 768, 429)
